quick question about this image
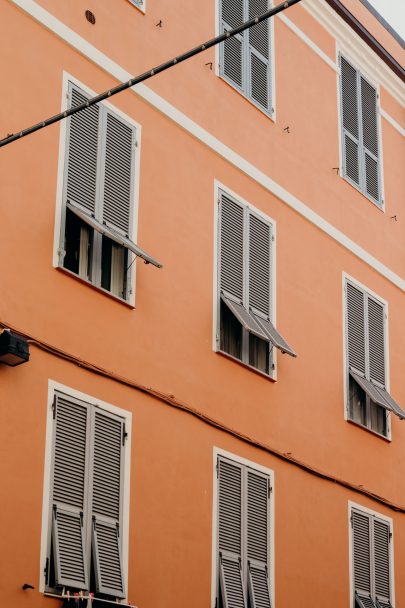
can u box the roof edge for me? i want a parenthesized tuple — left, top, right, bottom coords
(323, 0, 405, 82)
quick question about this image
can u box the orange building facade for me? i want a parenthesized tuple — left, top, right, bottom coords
(0, 1, 404, 607)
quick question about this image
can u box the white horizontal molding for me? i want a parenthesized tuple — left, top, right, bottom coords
(9, 0, 405, 292)
(380, 109, 405, 138)
(302, 0, 405, 107)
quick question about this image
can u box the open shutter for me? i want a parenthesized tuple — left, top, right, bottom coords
(340, 56, 361, 186)
(220, 193, 245, 303)
(367, 297, 385, 387)
(220, 0, 245, 90)
(51, 394, 90, 590)
(373, 519, 392, 608)
(248, 0, 271, 111)
(218, 457, 246, 608)
(101, 111, 136, 238)
(352, 510, 373, 605)
(66, 85, 100, 216)
(91, 409, 125, 598)
(247, 470, 271, 608)
(360, 77, 380, 203)
(346, 282, 366, 376)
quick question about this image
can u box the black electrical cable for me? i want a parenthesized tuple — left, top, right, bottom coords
(0, 0, 302, 149)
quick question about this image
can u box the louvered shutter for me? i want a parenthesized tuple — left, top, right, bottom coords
(220, 0, 245, 90)
(373, 519, 392, 607)
(360, 77, 380, 203)
(101, 111, 136, 238)
(352, 510, 372, 605)
(367, 297, 385, 387)
(340, 56, 361, 186)
(355, 595, 377, 608)
(218, 457, 246, 608)
(66, 85, 100, 216)
(51, 394, 90, 590)
(91, 409, 125, 598)
(346, 282, 366, 376)
(247, 470, 271, 608)
(248, 212, 271, 318)
(248, 0, 271, 111)
(220, 193, 245, 303)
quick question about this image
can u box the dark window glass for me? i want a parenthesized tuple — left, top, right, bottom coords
(220, 299, 242, 361)
(249, 333, 269, 374)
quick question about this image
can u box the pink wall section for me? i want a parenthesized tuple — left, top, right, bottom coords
(0, 0, 404, 606)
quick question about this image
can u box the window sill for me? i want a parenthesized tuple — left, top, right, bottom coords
(219, 74, 275, 123)
(347, 417, 391, 442)
(216, 348, 276, 382)
(56, 266, 135, 309)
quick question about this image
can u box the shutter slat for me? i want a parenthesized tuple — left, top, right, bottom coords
(248, 564, 271, 608)
(92, 518, 125, 598)
(355, 594, 377, 608)
(220, 555, 246, 608)
(341, 57, 359, 138)
(247, 471, 271, 608)
(352, 510, 371, 594)
(66, 86, 99, 215)
(248, 212, 271, 317)
(367, 298, 385, 386)
(221, 0, 244, 89)
(346, 283, 366, 375)
(248, 0, 269, 59)
(360, 78, 378, 158)
(53, 507, 88, 589)
(220, 194, 245, 302)
(92, 410, 122, 521)
(102, 112, 135, 237)
(218, 459, 242, 556)
(374, 519, 390, 601)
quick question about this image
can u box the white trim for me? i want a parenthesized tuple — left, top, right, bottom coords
(214, 181, 278, 380)
(303, 0, 405, 108)
(39, 380, 132, 600)
(53, 71, 141, 307)
(9, 0, 405, 292)
(211, 447, 275, 608)
(277, 12, 338, 72)
(342, 272, 392, 441)
(127, 0, 146, 14)
(380, 108, 405, 138)
(348, 501, 395, 608)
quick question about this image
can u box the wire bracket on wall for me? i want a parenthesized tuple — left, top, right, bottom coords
(156, 20, 163, 27)
(332, 167, 340, 174)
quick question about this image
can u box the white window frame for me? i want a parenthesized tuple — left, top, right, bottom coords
(348, 501, 395, 608)
(39, 379, 132, 600)
(211, 447, 275, 608)
(215, 0, 276, 121)
(213, 181, 278, 380)
(53, 71, 142, 307)
(342, 272, 391, 440)
(336, 46, 385, 211)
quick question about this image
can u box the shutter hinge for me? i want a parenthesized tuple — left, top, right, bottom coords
(44, 557, 50, 585)
(122, 423, 128, 446)
(389, 531, 392, 541)
(80, 511, 84, 527)
(350, 514, 353, 527)
(216, 462, 219, 477)
(271, 235, 275, 242)
(52, 396, 57, 419)
(116, 522, 120, 538)
(268, 485, 273, 497)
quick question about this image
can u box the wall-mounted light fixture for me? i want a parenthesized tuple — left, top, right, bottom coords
(0, 329, 30, 366)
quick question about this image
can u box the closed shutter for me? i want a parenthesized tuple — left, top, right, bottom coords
(220, 193, 245, 303)
(340, 56, 361, 186)
(247, 470, 271, 608)
(346, 282, 366, 376)
(66, 85, 100, 216)
(352, 510, 372, 598)
(218, 457, 246, 608)
(220, 0, 245, 90)
(248, 212, 271, 318)
(367, 297, 385, 387)
(360, 77, 380, 203)
(101, 111, 136, 238)
(248, 0, 271, 111)
(91, 409, 125, 598)
(51, 394, 90, 590)
(373, 519, 391, 607)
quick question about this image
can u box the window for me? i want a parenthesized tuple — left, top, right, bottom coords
(345, 279, 404, 436)
(351, 506, 394, 608)
(216, 454, 272, 608)
(59, 82, 160, 302)
(219, 0, 272, 114)
(45, 391, 127, 601)
(217, 190, 295, 376)
(339, 55, 381, 205)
